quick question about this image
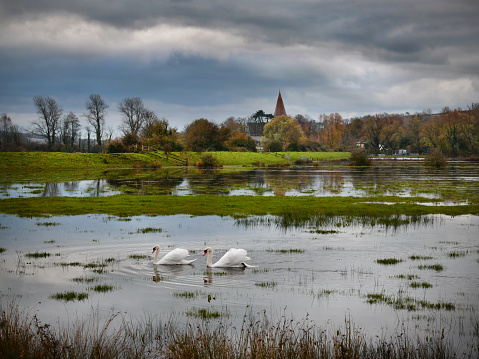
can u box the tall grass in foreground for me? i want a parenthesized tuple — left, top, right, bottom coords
(1, 302, 475, 359)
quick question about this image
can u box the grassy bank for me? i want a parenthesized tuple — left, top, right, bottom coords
(1, 195, 477, 219)
(1, 302, 469, 359)
(0, 151, 350, 172)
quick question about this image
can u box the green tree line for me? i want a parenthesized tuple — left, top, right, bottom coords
(1, 95, 478, 157)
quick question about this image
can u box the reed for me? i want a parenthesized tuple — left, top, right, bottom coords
(0, 301, 472, 359)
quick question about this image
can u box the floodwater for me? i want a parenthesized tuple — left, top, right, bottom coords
(1, 161, 479, 198)
(0, 163, 478, 354)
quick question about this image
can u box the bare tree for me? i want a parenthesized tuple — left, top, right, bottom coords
(32, 96, 63, 148)
(118, 97, 147, 138)
(1, 113, 22, 150)
(60, 112, 81, 147)
(84, 94, 108, 147)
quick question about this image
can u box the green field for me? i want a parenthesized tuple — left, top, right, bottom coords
(0, 151, 350, 172)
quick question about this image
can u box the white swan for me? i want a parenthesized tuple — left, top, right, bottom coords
(152, 245, 196, 265)
(203, 247, 254, 268)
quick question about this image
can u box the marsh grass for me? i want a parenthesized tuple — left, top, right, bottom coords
(410, 282, 433, 289)
(309, 229, 339, 234)
(36, 221, 60, 226)
(254, 281, 277, 288)
(90, 284, 115, 293)
(366, 293, 454, 311)
(185, 308, 228, 319)
(50, 291, 89, 302)
(376, 258, 403, 265)
(72, 276, 99, 283)
(25, 251, 50, 258)
(409, 255, 433, 260)
(137, 227, 163, 234)
(129, 254, 149, 260)
(267, 248, 305, 254)
(418, 264, 445, 272)
(0, 247, 6, 253)
(448, 251, 468, 258)
(173, 291, 200, 300)
(0, 302, 471, 359)
(395, 274, 419, 280)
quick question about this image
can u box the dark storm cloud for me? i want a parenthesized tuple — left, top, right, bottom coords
(1, 0, 478, 128)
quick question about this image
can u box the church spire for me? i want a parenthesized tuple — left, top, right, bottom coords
(274, 90, 286, 117)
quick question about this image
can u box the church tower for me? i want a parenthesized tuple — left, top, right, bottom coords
(274, 90, 286, 117)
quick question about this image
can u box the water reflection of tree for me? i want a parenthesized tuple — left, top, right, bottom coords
(106, 169, 185, 195)
(41, 183, 59, 197)
(262, 169, 325, 196)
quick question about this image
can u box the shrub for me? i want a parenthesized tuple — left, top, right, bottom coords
(107, 140, 126, 153)
(424, 149, 447, 168)
(195, 153, 222, 168)
(348, 149, 372, 166)
(263, 140, 283, 152)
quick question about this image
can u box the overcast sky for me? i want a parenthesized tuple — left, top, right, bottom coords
(1, 0, 478, 135)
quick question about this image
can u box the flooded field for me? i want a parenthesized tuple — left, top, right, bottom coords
(1, 160, 479, 199)
(0, 162, 478, 356)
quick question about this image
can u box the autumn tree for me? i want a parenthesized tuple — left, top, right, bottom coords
(141, 116, 181, 151)
(32, 96, 63, 148)
(84, 94, 108, 147)
(318, 113, 346, 150)
(182, 118, 223, 152)
(262, 115, 306, 151)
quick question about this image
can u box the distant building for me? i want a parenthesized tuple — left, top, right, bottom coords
(274, 91, 287, 117)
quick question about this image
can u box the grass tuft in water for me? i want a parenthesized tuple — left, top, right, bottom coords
(395, 274, 420, 280)
(25, 252, 50, 258)
(173, 291, 199, 300)
(50, 291, 89, 302)
(72, 276, 99, 283)
(418, 264, 444, 272)
(36, 221, 60, 226)
(0, 247, 6, 254)
(137, 227, 163, 234)
(448, 251, 467, 258)
(410, 282, 433, 289)
(185, 308, 228, 319)
(376, 258, 403, 265)
(255, 281, 277, 288)
(129, 254, 149, 260)
(409, 255, 433, 260)
(90, 284, 115, 293)
(267, 248, 305, 254)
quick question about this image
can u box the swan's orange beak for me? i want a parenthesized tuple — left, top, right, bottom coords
(203, 250, 207, 256)
(152, 248, 156, 253)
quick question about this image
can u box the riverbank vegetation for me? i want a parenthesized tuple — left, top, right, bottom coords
(1, 301, 471, 359)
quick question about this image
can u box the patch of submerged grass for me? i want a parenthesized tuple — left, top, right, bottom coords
(58, 261, 83, 267)
(255, 281, 277, 288)
(185, 308, 228, 319)
(43, 240, 56, 244)
(50, 291, 89, 302)
(137, 227, 163, 234)
(395, 274, 420, 280)
(409, 255, 433, 260)
(173, 291, 200, 300)
(72, 276, 98, 283)
(90, 284, 115, 293)
(267, 249, 305, 254)
(418, 264, 444, 272)
(448, 251, 468, 258)
(0, 247, 6, 254)
(129, 254, 149, 260)
(366, 293, 454, 311)
(36, 221, 60, 226)
(410, 282, 433, 289)
(25, 252, 50, 258)
(376, 258, 403, 265)
(309, 229, 339, 234)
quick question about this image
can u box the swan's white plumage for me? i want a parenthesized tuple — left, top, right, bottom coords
(203, 247, 254, 268)
(153, 245, 196, 265)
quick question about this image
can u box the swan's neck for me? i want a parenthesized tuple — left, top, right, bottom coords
(154, 249, 160, 262)
(206, 251, 214, 267)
